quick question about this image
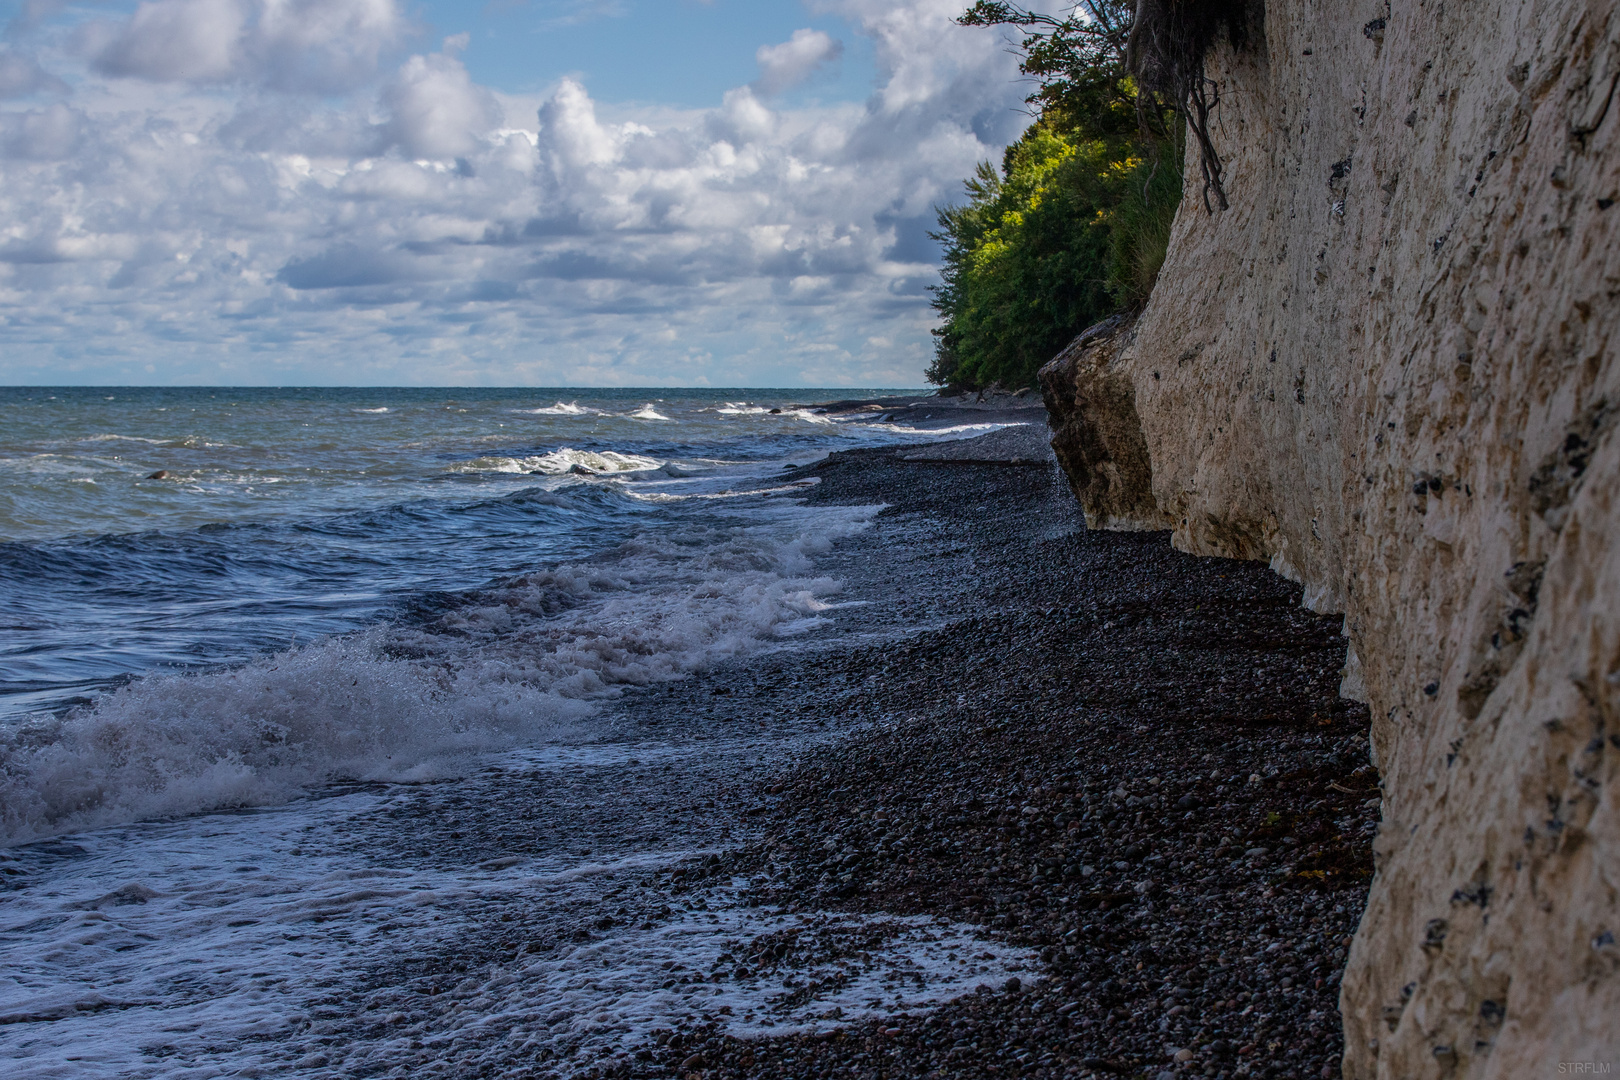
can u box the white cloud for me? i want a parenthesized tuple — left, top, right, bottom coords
(0, 0, 1027, 385)
(90, 0, 251, 82)
(536, 78, 619, 172)
(0, 101, 81, 159)
(753, 28, 843, 97)
(380, 51, 499, 160)
(0, 48, 68, 98)
(88, 0, 408, 92)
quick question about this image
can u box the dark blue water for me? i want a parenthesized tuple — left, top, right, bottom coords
(0, 387, 939, 720)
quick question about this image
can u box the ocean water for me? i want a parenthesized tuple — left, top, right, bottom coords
(0, 387, 1034, 1078)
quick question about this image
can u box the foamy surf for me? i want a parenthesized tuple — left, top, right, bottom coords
(0, 386, 1059, 1080)
(621, 477, 822, 504)
(712, 404, 836, 426)
(0, 505, 875, 845)
(880, 421, 1026, 436)
(521, 402, 596, 415)
(0, 739, 1036, 1080)
(449, 448, 665, 476)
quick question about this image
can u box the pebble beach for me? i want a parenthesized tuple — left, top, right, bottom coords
(0, 399, 1376, 1080)
(586, 433, 1379, 1079)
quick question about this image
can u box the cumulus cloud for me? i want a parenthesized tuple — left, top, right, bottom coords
(0, 49, 68, 98)
(0, 0, 1027, 385)
(0, 101, 80, 159)
(536, 77, 618, 172)
(89, 0, 244, 82)
(88, 0, 408, 92)
(752, 28, 843, 97)
(380, 48, 499, 160)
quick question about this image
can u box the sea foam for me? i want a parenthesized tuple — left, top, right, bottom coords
(521, 401, 594, 415)
(449, 448, 664, 475)
(0, 508, 874, 845)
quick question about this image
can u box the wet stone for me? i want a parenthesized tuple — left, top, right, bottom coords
(625, 443, 1377, 1080)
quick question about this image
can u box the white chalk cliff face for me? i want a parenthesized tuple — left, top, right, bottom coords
(1040, 1, 1618, 1075)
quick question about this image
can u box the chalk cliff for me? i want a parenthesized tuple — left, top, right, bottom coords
(1040, 1, 1619, 1076)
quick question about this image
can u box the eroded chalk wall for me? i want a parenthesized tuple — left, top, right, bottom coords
(1041, 2, 1619, 1075)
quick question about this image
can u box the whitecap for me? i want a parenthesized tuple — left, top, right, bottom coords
(882, 422, 1025, 436)
(629, 404, 673, 421)
(621, 477, 821, 503)
(353, 407, 390, 414)
(710, 405, 831, 425)
(786, 408, 835, 425)
(521, 402, 594, 416)
(169, 436, 239, 448)
(447, 448, 664, 476)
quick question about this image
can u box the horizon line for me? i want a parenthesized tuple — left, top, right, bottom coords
(0, 384, 939, 392)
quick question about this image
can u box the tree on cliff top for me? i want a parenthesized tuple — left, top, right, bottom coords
(927, 122, 1167, 392)
(927, 2, 1183, 392)
(963, 0, 1251, 210)
(957, 1, 1141, 141)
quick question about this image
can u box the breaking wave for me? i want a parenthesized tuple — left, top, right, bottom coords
(0, 508, 874, 844)
(711, 403, 834, 425)
(520, 402, 595, 416)
(448, 448, 665, 476)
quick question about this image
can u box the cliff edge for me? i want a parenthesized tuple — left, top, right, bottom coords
(1040, 2, 1618, 1076)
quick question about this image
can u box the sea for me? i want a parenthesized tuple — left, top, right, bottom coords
(0, 387, 1034, 1078)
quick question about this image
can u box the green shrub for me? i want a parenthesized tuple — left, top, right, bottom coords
(927, 3, 1190, 392)
(927, 124, 1182, 392)
(1104, 136, 1183, 308)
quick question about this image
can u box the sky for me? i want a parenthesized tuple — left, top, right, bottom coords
(0, 0, 1045, 386)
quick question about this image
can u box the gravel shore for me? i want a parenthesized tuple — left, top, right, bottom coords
(0, 419, 1375, 1080)
(602, 440, 1377, 1080)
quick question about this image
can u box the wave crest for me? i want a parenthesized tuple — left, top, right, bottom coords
(0, 509, 874, 844)
(448, 448, 664, 476)
(520, 402, 595, 416)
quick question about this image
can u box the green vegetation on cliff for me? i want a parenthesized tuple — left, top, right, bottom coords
(927, 2, 1183, 392)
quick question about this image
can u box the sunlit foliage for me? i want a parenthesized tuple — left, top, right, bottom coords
(927, 2, 1184, 391)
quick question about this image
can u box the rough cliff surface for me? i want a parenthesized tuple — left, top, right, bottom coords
(1040, 2, 1619, 1076)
